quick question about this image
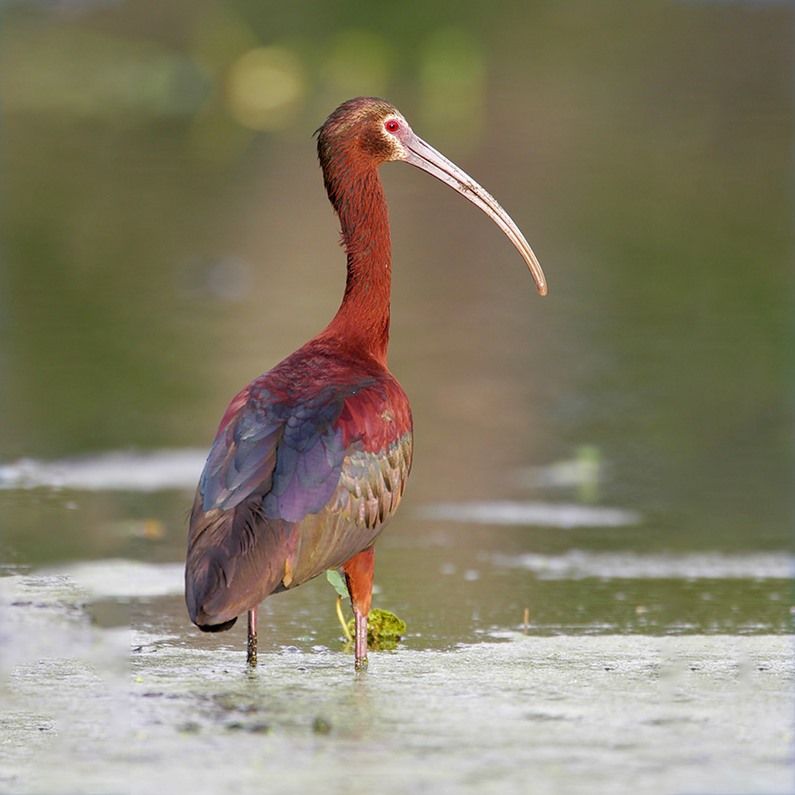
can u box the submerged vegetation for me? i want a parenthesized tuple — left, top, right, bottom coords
(326, 569, 407, 650)
(346, 609, 407, 651)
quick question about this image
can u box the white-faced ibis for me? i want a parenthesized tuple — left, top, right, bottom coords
(185, 97, 547, 669)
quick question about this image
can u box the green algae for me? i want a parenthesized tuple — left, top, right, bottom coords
(346, 608, 407, 651)
(326, 569, 407, 650)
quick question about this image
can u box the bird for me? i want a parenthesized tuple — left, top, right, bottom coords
(185, 97, 547, 670)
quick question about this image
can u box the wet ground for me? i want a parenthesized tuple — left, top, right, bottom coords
(0, 560, 792, 795)
(1, 454, 793, 795)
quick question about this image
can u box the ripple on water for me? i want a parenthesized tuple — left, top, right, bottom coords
(418, 500, 641, 528)
(494, 550, 795, 580)
(0, 449, 207, 492)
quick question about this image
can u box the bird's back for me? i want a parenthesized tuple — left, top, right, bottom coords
(185, 339, 413, 630)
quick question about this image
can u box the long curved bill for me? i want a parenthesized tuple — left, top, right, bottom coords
(402, 134, 548, 296)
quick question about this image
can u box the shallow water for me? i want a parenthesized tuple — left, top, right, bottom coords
(1, 511, 794, 794)
(1, 443, 793, 794)
(1, 564, 792, 795)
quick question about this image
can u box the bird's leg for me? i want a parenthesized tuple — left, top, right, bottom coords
(352, 607, 368, 670)
(343, 546, 374, 671)
(247, 607, 258, 667)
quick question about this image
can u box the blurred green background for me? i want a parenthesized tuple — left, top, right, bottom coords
(0, 0, 791, 573)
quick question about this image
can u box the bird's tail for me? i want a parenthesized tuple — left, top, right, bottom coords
(185, 537, 241, 632)
(185, 493, 297, 632)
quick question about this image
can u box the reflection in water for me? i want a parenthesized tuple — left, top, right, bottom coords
(494, 550, 795, 580)
(0, 450, 207, 491)
(420, 499, 641, 527)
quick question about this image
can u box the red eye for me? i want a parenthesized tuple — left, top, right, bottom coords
(385, 119, 400, 133)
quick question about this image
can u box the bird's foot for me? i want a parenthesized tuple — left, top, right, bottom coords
(247, 608, 258, 668)
(247, 636, 258, 667)
(354, 654, 368, 672)
(352, 606, 369, 672)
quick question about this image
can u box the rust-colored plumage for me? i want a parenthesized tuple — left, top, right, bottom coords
(185, 97, 547, 669)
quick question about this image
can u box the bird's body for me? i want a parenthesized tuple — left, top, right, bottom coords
(186, 340, 412, 629)
(185, 97, 546, 669)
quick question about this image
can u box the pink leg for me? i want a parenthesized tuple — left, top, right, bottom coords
(343, 547, 374, 671)
(247, 607, 257, 667)
(352, 607, 368, 670)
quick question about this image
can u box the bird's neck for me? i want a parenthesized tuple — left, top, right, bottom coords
(322, 166, 392, 366)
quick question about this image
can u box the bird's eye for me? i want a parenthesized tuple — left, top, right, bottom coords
(385, 119, 400, 133)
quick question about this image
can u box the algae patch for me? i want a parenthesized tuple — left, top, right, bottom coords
(326, 569, 407, 650)
(346, 608, 406, 651)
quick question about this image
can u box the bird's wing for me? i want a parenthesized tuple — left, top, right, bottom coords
(199, 380, 357, 523)
(199, 370, 413, 522)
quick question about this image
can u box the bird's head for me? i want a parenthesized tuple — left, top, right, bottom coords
(317, 97, 408, 165)
(317, 97, 547, 296)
